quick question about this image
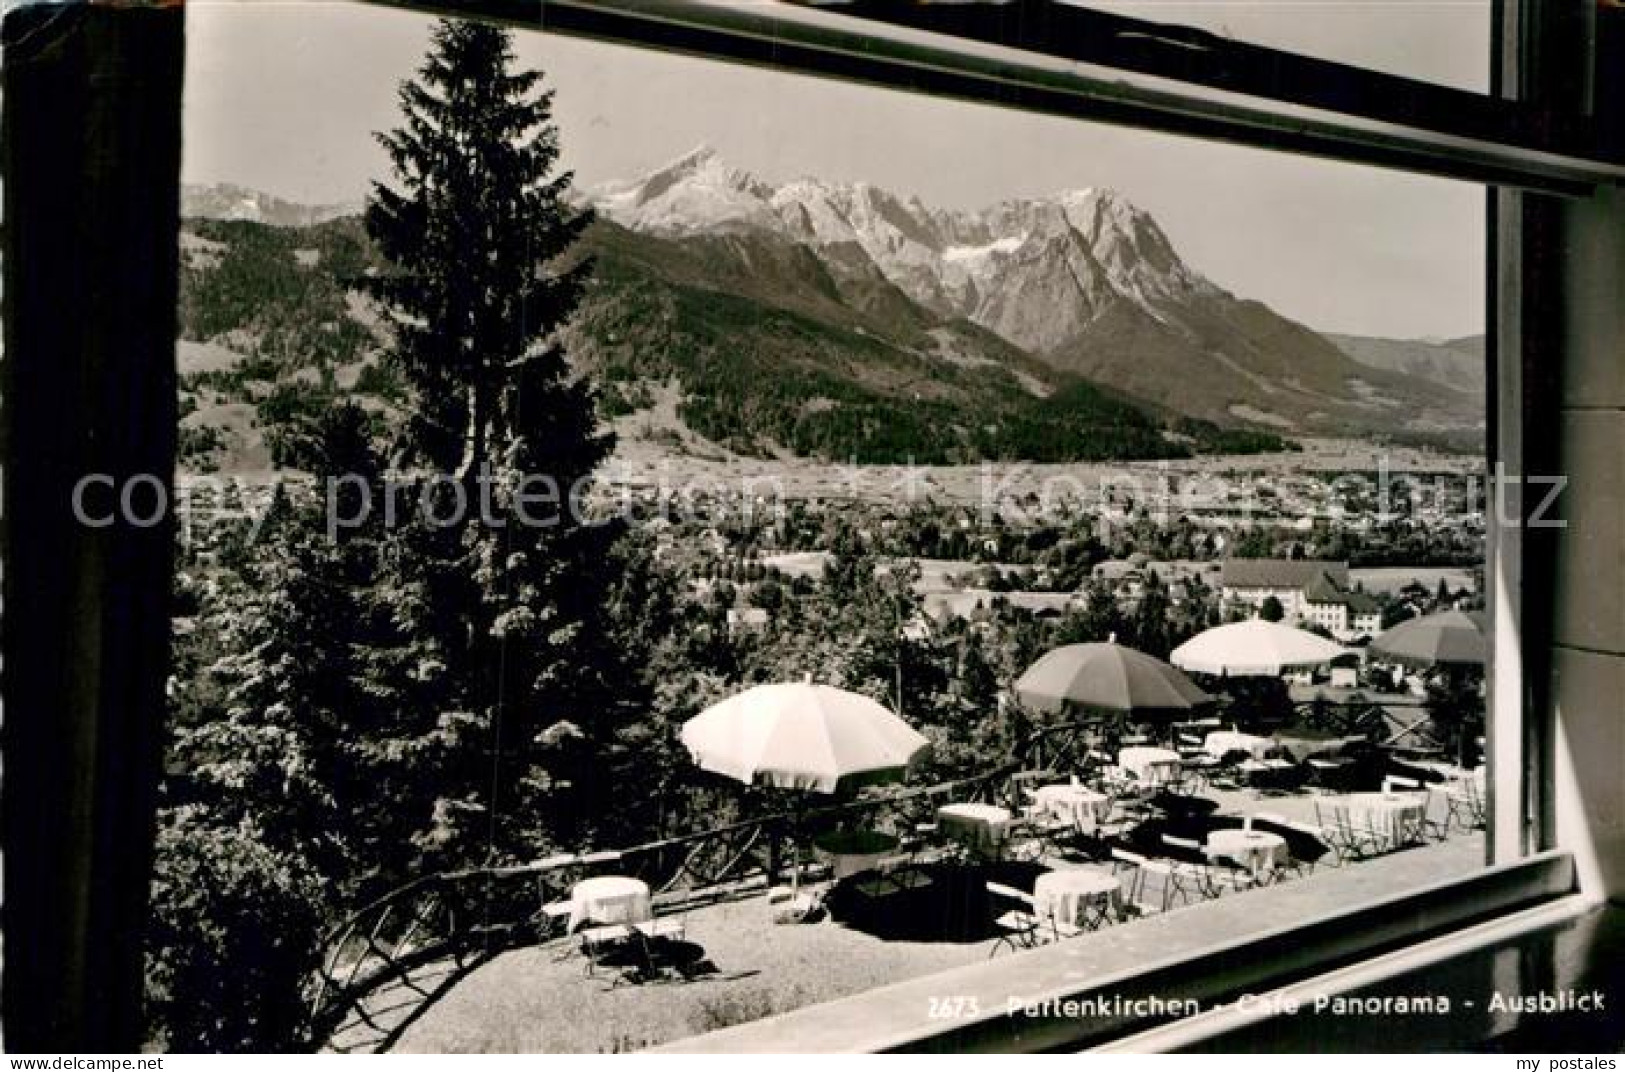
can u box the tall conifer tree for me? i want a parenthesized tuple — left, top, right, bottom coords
(357, 19, 624, 865)
(362, 19, 602, 482)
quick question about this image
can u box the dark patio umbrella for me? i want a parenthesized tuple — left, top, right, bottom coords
(1014, 639, 1213, 717)
(1371, 610, 1487, 669)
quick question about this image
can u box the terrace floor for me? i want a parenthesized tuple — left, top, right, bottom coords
(373, 786, 1486, 1054)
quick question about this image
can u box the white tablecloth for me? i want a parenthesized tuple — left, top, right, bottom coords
(568, 876, 652, 932)
(1207, 829, 1289, 873)
(1203, 730, 1274, 760)
(1118, 747, 1182, 786)
(1033, 870, 1121, 926)
(937, 803, 1013, 850)
(1032, 785, 1112, 830)
(1345, 792, 1427, 846)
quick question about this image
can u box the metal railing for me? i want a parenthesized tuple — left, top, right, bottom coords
(306, 738, 1061, 1049)
(306, 708, 1397, 1048)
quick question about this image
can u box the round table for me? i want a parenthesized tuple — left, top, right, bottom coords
(567, 875, 652, 932)
(1033, 870, 1121, 928)
(1345, 792, 1427, 846)
(812, 830, 901, 879)
(1118, 747, 1182, 786)
(936, 803, 1013, 852)
(1206, 829, 1289, 873)
(1032, 784, 1112, 831)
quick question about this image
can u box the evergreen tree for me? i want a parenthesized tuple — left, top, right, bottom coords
(354, 18, 622, 865)
(1129, 571, 1174, 658)
(147, 20, 635, 1047)
(149, 496, 363, 1049)
(361, 19, 599, 480)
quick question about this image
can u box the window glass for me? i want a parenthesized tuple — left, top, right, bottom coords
(1073, 0, 1492, 94)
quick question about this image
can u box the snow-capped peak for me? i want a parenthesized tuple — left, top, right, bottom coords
(588, 149, 1217, 346)
(588, 144, 776, 234)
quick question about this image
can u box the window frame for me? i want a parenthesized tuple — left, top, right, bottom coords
(356, 0, 1625, 195)
(5, 0, 1613, 1051)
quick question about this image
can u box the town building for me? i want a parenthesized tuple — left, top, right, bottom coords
(1220, 558, 1380, 641)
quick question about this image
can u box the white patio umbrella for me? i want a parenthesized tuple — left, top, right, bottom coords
(1170, 619, 1348, 677)
(679, 681, 931, 794)
(680, 681, 931, 901)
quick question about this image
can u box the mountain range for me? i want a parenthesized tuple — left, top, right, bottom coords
(1322, 332, 1485, 397)
(583, 148, 1483, 450)
(182, 183, 362, 228)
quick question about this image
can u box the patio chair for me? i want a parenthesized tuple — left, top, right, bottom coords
(1385, 776, 1446, 843)
(1109, 850, 1159, 917)
(1257, 762, 1310, 796)
(904, 821, 940, 854)
(636, 916, 687, 942)
(1313, 800, 1387, 863)
(1174, 763, 1212, 794)
(533, 898, 573, 942)
(986, 882, 1046, 957)
(1243, 812, 1322, 880)
(1203, 754, 1246, 792)
(1157, 835, 1250, 898)
(1114, 776, 1159, 817)
(1306, 757, 1352, 793)
(579, 923, 636, 977)
(1203, 857, 1261, 895)
(876, 852, 935, 893)
(1001, 815, 1046, 864)
(1030, 808, 1081, 862)
(1147, 858, 1208, 912)
(1282, 820, 1336, 875)
(767, 884, 825, 924)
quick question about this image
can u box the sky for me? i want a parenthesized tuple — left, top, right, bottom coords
(182, 0, 1491, 341)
